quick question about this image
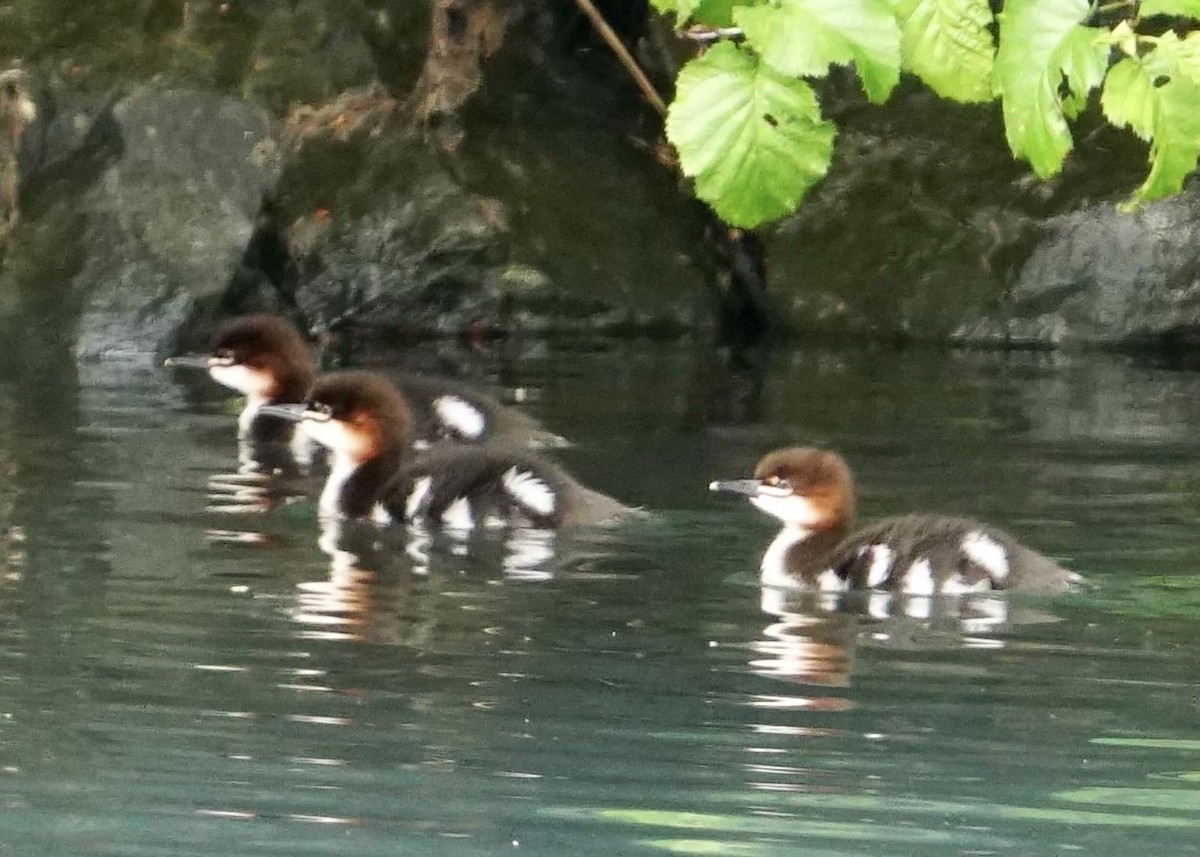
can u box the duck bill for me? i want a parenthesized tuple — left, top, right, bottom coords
(709, 478, 763, 497)
(257, 403, 307, 422)
(163, 354, 211, 370)
(531, 430, 572, 450)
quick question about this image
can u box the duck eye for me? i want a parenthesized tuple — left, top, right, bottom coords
(214, 349, 234, 361)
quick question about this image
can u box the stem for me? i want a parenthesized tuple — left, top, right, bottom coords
(571, 0, 667, 117)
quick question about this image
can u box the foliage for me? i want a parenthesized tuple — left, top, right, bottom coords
(654, 0, 1200, 227)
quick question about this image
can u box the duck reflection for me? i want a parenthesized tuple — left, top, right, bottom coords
(290, 517, 428, 646)
(752, 589, 856, 689)
(756, 582, 1066, 686)
(202, 434, 322, 547)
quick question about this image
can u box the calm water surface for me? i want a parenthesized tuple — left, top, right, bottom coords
(1, 341, 1199, 856)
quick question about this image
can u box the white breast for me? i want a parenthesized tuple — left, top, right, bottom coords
(319, 453, 358, 519)
(760, 528, 808, 588)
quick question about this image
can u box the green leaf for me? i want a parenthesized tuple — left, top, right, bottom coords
(1101, 39, 1200, 204)
(1056, 25, 1110, 117)
(735, 0, 902, 103)
(1101, 57, 1156, 140)
(994, 0, 1092, 177)
(650, 0, 702, 23)
(665, 41, 836, 227)
(889, 0, 996, 103)
(1132, 75, 1200, 203)
(1152, 30, 1200, 87)
(1141, 0, 1200, 19)
(691, 0, 751, 26)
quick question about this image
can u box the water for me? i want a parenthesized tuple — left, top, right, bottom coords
(1, 341, 1199, 856)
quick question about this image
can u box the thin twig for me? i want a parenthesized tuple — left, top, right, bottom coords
(572, 0, 667, 117)
(684, 25, 744, 43)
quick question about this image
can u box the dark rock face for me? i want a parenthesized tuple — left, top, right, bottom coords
(72, 89, 280, 359)
(0, 86, 279, 360)
(5, 5, 1200, 360)
(954, 195, 1200, 348)
(761, 85, 1200, 350)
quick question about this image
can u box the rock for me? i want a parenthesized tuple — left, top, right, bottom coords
(66, 88, 280, 360)
(271, 76, 701, 344)
(953, 194, 1200, 348)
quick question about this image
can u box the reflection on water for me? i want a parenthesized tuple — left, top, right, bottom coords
(0, 344, 1199, 855)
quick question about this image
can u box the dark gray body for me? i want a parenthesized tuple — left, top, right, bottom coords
(785, 514, 1077, 594)
(381, 444, 631, 529)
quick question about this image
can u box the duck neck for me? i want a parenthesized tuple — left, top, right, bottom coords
(320, 444, 405, 519)
(761, 522, 848, 588)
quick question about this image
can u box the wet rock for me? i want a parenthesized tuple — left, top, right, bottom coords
(759, 85, 1184, 350)
(953, 194, 1200, 349)
(62, 88, 279, 360)
(267, 74, 700, 344)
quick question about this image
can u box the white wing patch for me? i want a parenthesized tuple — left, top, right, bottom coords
(371, 503, 393, 525)
(864, 544, 893, 588)
(502, 467, 556, 517)
(816, 569, 846, 592)
(941, 573, 991, 595)
(405, 476, 433, 520)
(441, 497, 474, 530)
(902, 558, 935, 596)
(961, 531, 1009, 583)
(434, 395, 487, 440)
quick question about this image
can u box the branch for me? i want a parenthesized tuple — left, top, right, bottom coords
(572, 0, 667, 116)
(684, 25, 744, 43)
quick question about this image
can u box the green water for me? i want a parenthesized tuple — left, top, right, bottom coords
(0, 342, 1198, 856)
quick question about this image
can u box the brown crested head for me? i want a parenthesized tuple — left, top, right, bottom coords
(753, 447, 855, 530)
(303, 371, 413, 461)
(209, 315, 315, 401)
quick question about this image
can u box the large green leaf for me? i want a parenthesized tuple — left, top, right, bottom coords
(665, 41, 836, 227)
(1101, 57, 1156, 141)
(1141, 0, 1200, 18)
(1100, 38, 1200, 204)
(735, 0, 902, 103)
(994, 0, 1091, 177)
(691, 0, 750, 26)
(650, 0, 702, 22)
(889, 0, 995, 103)
(663, 0, 766, 27)
(1056, 25, 1111, 118)
(1133, 74, 1200, 203)
(1151, 29, 1200, 86)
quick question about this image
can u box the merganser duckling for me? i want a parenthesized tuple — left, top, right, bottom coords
(166, 314, 568, 449)
(711, 447, 1080, 594)
(166, 314, 314, 446)
(261, 371, 633, 528)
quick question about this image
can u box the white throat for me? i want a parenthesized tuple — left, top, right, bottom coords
(238, 394, 267, 436)
(750, 494, 823, 528)
(760, 525, 812, 588)
(319, 451, 359, 519)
